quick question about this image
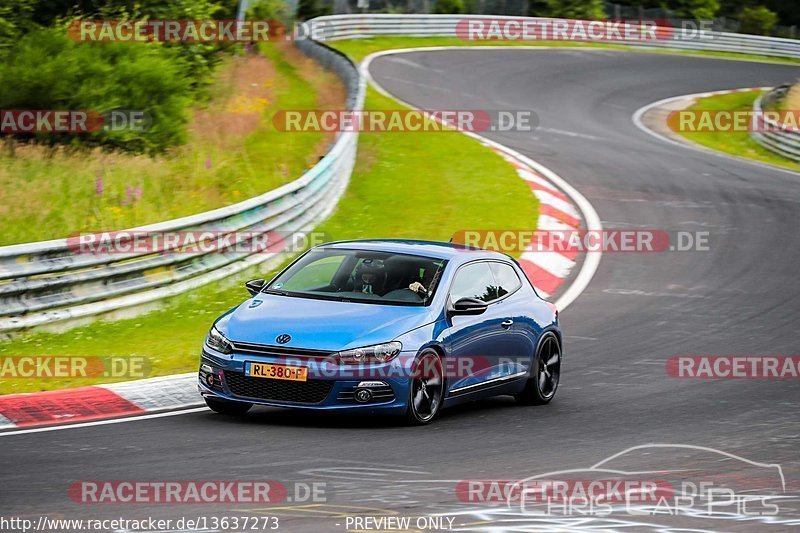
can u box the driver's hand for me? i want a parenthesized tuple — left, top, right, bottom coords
(409, 282, 425, 293)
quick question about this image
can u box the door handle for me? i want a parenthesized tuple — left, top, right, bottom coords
(501, 319, 514, 329)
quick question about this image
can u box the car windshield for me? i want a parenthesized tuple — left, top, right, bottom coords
(265, 248, 447, 306)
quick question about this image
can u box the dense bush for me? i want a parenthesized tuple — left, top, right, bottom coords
(738, 5, 778, 35)
(296, 0, 331, 21)
(544, 0, 605, 20)
(0, 28, 192, 154)
(0, 0, 295, 154)
(433, 0, 465, 15)
(670, 0, 720, 20)
(248, 0, 292, 21)
(0, 0, 237, 94)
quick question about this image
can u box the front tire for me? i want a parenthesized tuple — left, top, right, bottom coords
(516, 332, 561, 405)
(205, 397, 252, 416)
(405, 349, 445, 425)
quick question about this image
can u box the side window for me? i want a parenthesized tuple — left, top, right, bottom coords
(450, 262, 503, 304)
(490, 262, 521, 299)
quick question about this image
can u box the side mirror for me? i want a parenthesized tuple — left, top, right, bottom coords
(450, 297, 488, 316)
(245, 278, 266, 296)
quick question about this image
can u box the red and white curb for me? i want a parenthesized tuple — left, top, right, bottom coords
(0, 373, 198, 430)
(488, 147, 582, 300)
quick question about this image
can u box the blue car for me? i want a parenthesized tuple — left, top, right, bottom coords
(198, 240, 561, 424)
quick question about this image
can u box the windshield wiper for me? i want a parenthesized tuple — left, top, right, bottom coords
(263, 289, 344, 302)
(263, 288, 290, 296)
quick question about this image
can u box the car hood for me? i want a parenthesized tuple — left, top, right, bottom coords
(218, 294, 437, 352)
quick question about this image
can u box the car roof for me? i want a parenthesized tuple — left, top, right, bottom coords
(319, 239, 512, 264)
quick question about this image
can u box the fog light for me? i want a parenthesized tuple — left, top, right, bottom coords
(357, 380, 388, 388)
(354, 388, 372, 403)
(206, 373, 216, 387)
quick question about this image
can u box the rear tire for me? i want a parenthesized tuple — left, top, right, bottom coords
(404, 349, 445, 425)
(205, 397, 252, 416)
(516, 332, 561, 405)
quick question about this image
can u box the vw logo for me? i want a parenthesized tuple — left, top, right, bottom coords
(276, 334, 292, 345)
(354, 388, 372, 403)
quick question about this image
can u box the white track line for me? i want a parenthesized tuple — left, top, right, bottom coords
(0, 407, 208, 437)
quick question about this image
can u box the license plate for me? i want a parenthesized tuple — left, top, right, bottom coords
(245, 362, 308, 382)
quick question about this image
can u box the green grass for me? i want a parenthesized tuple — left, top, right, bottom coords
(674, 90, 800, 172)
(317, 88, 537, 241)
(0, 43, 335, 246)
(0, 56, 538, 394)
(329, 36, 800, 65)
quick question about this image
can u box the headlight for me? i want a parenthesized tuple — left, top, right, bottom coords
(205, 326, 232, 354)
(337, 342, 402, 365)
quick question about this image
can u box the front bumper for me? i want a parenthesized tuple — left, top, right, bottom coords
(198, 349, 411, 412)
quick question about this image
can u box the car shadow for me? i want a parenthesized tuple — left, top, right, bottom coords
(200, 395, 524, 429)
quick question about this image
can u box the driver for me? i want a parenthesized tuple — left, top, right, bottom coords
(354, 261, 386, 295)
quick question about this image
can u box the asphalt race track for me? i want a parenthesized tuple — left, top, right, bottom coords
(2, 50, 800, 531)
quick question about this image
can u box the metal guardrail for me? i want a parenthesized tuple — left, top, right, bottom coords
(0, 40, 365, 333)
(308, 14, 800, 60)
(751, 84, 800, 163)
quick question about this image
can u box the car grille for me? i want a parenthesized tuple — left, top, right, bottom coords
(228, 342, 334, 360)
(224, 371, 332, 404)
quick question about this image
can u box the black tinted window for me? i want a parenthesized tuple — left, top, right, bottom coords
(268, 248, 446, 306)
(490, 262, 521, 297)
(450, 262, 503, 303)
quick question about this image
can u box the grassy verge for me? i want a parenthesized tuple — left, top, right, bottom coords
(0, 43, 341, 245)
(328, 36, 800, 66)
(0, 45, 539, 394)
(675, 90, 800, 172)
